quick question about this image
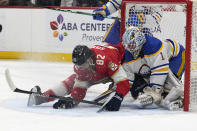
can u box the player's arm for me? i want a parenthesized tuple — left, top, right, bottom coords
(101, 55, 130, 111)
(103, 65, 130, 111)
(111, 65, 130, 97)
(93, 0, 122, 21)
(103, 44, 130, 97)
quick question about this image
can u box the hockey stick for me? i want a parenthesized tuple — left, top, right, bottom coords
(30, 3, 119, 20)
(93, 89, 114, 103)
(97, 91, 116, 113)
(92, 82, 115, 103)
(5, 69, 103, 106)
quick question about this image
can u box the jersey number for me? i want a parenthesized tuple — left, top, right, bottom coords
(96, 54, 105, 65)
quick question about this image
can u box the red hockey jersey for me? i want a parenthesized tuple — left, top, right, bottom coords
(71, 44, 129, 100)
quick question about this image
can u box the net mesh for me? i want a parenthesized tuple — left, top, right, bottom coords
(125, 3, 186, 43)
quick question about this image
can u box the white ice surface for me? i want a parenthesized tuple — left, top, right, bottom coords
(0, 60, 197, 131)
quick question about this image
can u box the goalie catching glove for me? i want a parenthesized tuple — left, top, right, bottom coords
(134, 86, 163, 108)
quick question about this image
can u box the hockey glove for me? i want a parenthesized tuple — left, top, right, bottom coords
(104, 93, 123, 111)
(53, 97, 76, 109)
(93, 5, 110, 21)
(134, 86, 163, 108)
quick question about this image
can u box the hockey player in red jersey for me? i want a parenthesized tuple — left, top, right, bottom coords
(28, 44, 130, 111)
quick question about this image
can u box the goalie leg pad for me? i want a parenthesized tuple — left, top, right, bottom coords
(163, 86, 184, 104)
(161, 96, 184, 111)
(161, 71, 184, 110)
(161, 86, 184, 110)
(168, 97, 183, 111)
(164, 69, 183, 91)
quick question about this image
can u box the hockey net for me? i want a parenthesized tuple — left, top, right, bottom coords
(121, 0, 197, 111)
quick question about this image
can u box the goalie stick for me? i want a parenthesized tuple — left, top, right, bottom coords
(97, 91, 116, 113)
(5, 69, 103, 106)
(29, 3, 119, 20)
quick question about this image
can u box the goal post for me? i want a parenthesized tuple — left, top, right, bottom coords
(121, 0, 196, 111)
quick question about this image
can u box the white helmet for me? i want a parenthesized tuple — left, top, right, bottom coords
(122, 26, 146, 59)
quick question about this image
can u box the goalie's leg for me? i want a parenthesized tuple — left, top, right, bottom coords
(161, 87, 184, 110)
(161, 70, 184, 110)
(163, 96, 184, 111)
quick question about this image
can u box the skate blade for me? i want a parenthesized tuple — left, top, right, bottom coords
(27, 94, 36, 107)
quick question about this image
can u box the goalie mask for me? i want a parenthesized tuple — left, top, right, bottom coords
(122, 26, 146, 59)
(72, 45, 95, 70)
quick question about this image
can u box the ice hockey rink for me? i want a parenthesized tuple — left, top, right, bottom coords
(0, 60, 197, 131)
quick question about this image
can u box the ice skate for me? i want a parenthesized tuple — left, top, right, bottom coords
(27, 86, 47, 106)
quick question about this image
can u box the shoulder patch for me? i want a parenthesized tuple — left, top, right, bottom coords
(108, 61, 118, 71)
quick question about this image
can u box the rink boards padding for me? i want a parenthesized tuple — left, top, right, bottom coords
(0, 51, 72, 62)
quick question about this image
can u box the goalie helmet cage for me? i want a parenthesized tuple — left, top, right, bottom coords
(121, 0, 197, 111)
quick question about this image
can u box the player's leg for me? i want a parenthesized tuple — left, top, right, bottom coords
(27, 74, 76, 106)
(161, 70, 184, 110)
(161, 88, 184, 110)
(161, 46, 185, 110)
